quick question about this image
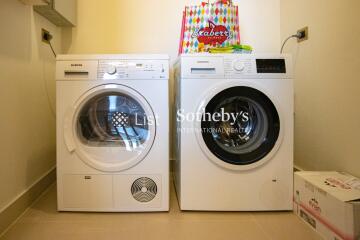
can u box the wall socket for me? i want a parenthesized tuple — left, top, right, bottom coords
(41, 28, 52, 44)
(297, 26, 309, 42)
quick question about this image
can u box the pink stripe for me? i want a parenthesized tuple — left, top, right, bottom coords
(295, 201, 354, 240)
(235, 6, 240, 44)
(179, 10, 186, 55)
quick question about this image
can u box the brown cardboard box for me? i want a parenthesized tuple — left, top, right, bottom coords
(294, 171, 360, 240)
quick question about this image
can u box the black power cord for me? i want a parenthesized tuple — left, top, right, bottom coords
(40, 29, 57, 117)
(48, 40, 57, 58)
(42, 29, 57, 58)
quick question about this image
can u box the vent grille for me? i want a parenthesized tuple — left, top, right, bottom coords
(131, 177, 157, 203)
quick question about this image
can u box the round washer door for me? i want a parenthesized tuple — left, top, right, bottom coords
(65, 84, 156, 172)
(196, 86, 282, 171)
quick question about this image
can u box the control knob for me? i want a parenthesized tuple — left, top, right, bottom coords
(107, 65, 117, 75)
(233, 60, 245, 72)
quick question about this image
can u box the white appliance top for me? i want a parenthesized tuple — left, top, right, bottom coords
(57, 54, 170, 60)
(56, 54, 169, 81)
(177, 53, 293, 79)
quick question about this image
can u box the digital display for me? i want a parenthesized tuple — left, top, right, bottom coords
(256, 59, 286, 73)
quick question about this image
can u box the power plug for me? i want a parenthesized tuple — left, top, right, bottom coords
(41, 28, 56, 57)
(281, 27, 309, 53)
(297, 26, 309, 42)
(41, 28, 53, 44)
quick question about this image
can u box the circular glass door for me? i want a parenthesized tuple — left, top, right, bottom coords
(70, 84, 155, 172)
(200, 86, 280, 167)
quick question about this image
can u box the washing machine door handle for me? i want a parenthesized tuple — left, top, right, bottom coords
(63, 107, 76, 153)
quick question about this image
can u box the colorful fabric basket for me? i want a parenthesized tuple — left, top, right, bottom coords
(179, 1, 240, 54)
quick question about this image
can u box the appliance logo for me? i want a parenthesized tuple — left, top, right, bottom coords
(177, 108, 249, 125)
(308, 198, 322, 214)
(192, 21, 231, 45)
(70, 63, 83, 67)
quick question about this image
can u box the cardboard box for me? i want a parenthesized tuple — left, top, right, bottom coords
(294, 171, 360, 240)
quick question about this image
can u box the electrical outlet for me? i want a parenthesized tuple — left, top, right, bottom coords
(41, 28, 52, 44)
(297, 26, 309, 42)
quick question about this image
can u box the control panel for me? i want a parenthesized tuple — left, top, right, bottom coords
(256, 59, 286, 73)
(224, 55, 290, 78)
(180, 54, 291, 79)
(98, 60, 168, 80)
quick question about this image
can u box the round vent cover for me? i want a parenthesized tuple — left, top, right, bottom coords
(131, 177, 157, 202)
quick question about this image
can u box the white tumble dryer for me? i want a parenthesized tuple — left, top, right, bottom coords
(174, 54, 293, 211)
(56, 54, 169, 212)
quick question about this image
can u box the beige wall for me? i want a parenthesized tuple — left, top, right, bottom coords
(281, 0, 360, 177)
(64, 0, 281, 57)
(0, 0, 60, 210)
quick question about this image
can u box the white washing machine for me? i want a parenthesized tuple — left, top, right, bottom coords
(174, 54, 293, 211)
(56, 54, 169, 212)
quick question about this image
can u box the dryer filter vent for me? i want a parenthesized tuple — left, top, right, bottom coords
(131, 177, 157, 202)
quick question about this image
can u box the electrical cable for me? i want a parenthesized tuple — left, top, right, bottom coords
(48, 40, 57, 58)
(43, 37, 57, 118)
(280, 33, 301, 54)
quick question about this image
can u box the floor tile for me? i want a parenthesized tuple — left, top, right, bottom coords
(251, 212, 323, 240)
(0, 182, 322, 240)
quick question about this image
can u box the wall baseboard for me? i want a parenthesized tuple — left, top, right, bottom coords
(0, 166, 56, 236)
(294, 164, 305, 172)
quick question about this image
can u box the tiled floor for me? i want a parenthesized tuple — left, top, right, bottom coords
(0, 182, 322, 240)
